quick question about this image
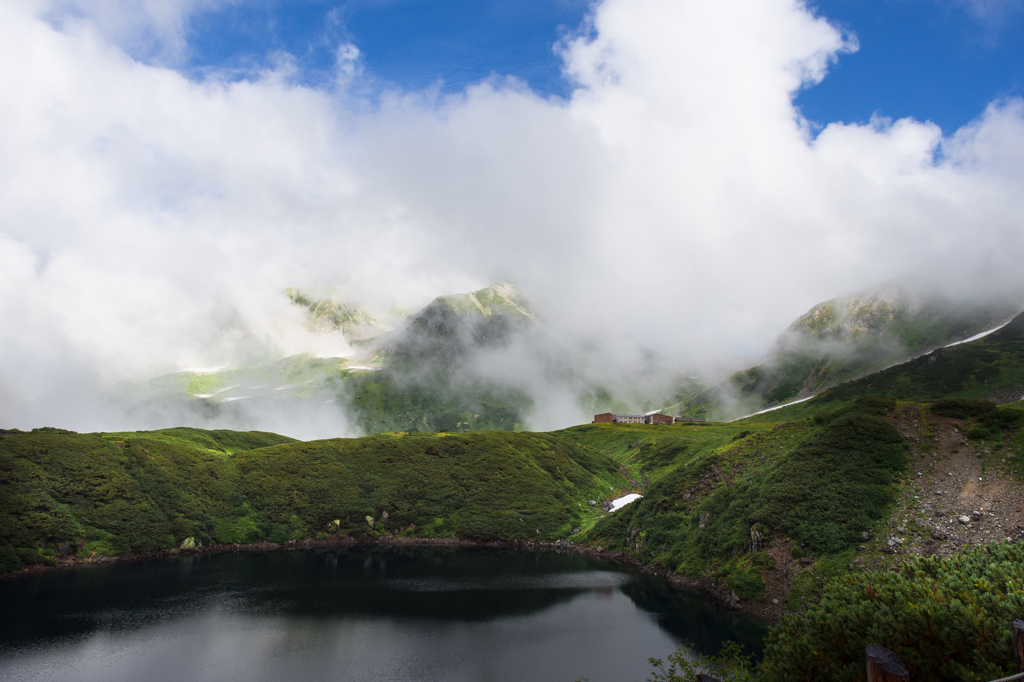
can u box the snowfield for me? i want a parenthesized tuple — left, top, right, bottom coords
(610, 493, 642, 512)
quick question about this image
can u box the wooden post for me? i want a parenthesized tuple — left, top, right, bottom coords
(1014, 619, 1024, 672)
(866, 644, 909, 682)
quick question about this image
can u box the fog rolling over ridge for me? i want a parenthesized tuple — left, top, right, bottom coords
(2, 0, 1024, 434)
(101, 282, 698, 439)
(676, 278, 1024, 421)
(54, 276, 1020, 440)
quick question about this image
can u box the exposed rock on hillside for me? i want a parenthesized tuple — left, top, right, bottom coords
(881, 406, 1024, 560)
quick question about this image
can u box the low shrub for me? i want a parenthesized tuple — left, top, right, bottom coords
(643, 641, 757, 682)
(759, 542, 1024, 681)
(930, 398, 996, 419)
(0, 427, 624, 568)
(728, 570, 766, 601)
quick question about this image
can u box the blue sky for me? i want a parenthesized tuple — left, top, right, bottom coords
(183, 0, 1024, 134)
(800, 0, 1024, 133)
(185, 0, 591, 98)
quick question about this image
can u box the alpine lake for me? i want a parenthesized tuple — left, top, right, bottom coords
(0, 546, 767, 682)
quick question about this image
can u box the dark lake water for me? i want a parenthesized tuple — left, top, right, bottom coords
(0, 547, 767, 682)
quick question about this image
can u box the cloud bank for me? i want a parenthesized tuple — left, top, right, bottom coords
(2, 0, 1024, 435)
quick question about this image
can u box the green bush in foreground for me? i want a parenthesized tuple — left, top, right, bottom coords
(759, 541, 1024, 681)
(643, 641, 757, 682)
(577, 642, 756, 682)
(612, 542, 1024, 682)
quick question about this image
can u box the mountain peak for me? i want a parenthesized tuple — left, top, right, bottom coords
(783, 279, 1018, 348)
(432, 281, 536, 321)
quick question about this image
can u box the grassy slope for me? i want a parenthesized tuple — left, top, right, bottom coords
(670, 291, 1020, 421)
(100, 427, 297, 454)
(0, 427, 623, 573)
(0, 414, 910, 601)
(562, 401, 909, 601)
(748, 295, 1016, 405)
(344, 371, 532, 434)
(739, 309, 1024, 424)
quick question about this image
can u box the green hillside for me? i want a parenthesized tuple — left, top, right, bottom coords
(742, 309, 1024, 423)
(568, 399, 1024, 680)
(0, 427, 623, 573)
(569, 398, 909, 602)
(112, 282, 557, 435)
(5, 408, 1024, 679)
(425, 280, 536, 321)
(343, 281, 548, 433)
(672, 282, 1020, 420)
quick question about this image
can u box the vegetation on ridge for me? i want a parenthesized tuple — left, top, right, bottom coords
(744, 309, 1024, 423)
(626, 542, 1024, 682)
(575, 398, 909, 601)
(672, 284, 1021, 420)
(0, 427, 623, 574)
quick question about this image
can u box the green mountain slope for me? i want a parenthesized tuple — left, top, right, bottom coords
(111, 282, 559, 435)
(2, 411, 913, 601)
(568, 398, 909, 601)
(426, 281, 536, 321)
(342, 282, 553, 433)
(1, 405, 911, 589)
(672, 281, 1020, 420)
(743, 309, 1024, 423)
(0, 426, 623, 573)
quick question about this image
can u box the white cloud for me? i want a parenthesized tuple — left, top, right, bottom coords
(40, 0, 229, 63)
(1, 0, 1023, 434)
(950, 0, 1023, 26)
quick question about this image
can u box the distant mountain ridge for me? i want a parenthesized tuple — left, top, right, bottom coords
(743, 307, 1024, 422)
(429, 281, 536, 321)
(284, 288, 386, 340)
(110, 282, 563, 436)
(110, 278, 1021, 435)
(782, 281, 1013, 350)
(672, 280, 1021, 420)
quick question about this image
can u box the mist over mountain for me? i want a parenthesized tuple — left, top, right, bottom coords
(100, 282, 693, 438)
(672, 278, 1023, 420)
(86, 275, 1018, 439)
(3, 0, 1024, 434)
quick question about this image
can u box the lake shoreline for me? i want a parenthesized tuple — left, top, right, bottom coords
(2, 535, 782, 624)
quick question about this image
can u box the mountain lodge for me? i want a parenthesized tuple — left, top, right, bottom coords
(592, 413, 685, 425)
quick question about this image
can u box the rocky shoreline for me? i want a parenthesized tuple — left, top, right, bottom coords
(1, 534, 780, 624)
